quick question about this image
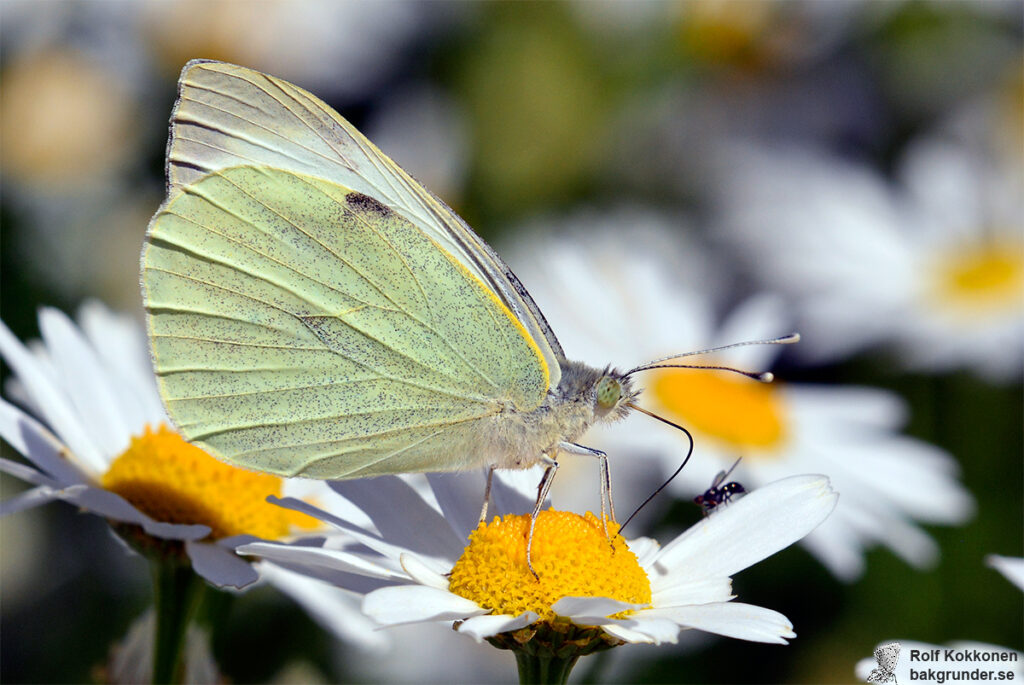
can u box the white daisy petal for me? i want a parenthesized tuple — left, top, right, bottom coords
(801, 526, 865, 582)
(363, 585, 488, 626)
(77, 301, 168, 428)
(0, 457, 57, 488)
(848, 506, 939, 569)
(237, 541, 406, 581)
(456, 612, 539, 643)
(625, 536, 660, 568)
(650, 577, 734, 606)
(399, 553, 452, 590)
(330, 478, 466, 562)
(185, 540, 260, 589)
(491, 466, 548, 516)
(986, 555, 1024, 591)
(269, 495, 449, 568)
(0, 484, 63, 515)
(426, 471, 486, 542)
(38, 307, 134, 459)
(601, 617, 680, 645)
(642, 602, 795, 644)
(824, 435, 973, 523)
(712, 293, 790, 370)
(786, 384, 909, 431)
(53, 484, 211, 540)
(600, 623, 656, 644)
(0, 320, 105, 475)
(256, 562, 389, 651)
(0, 398, 87, 485)
(552, 596, 644, 622)
(655, 475, 837, 578)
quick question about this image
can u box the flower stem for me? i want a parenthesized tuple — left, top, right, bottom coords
(151, 559, 204, 684)
(514, 651, 580, 685)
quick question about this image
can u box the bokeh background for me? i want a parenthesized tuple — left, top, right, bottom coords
(1, 1, 1021, 683)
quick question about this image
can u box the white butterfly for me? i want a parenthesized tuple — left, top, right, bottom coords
(142, 61, 794, 573)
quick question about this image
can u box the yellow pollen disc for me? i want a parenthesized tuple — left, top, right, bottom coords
(447, 511, 650, 623)
(934, 243, 1024, 313)
(650, 368, 788, 451)
(101, 425, 319, 540)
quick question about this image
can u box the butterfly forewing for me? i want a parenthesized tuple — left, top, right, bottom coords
(165, 60, 564, 386)
(144, 165, 549, 478)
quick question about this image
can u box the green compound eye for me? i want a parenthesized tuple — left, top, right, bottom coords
(596, 376, 622, 409)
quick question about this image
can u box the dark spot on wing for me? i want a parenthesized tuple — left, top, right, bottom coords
(346, 192, 392, 216)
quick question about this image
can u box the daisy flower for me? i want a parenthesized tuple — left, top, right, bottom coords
(0, 302, 384, 675)
(0, 301, 333, 587)
(503, 219, 975, 581)
(709, 131, 1023, 381)
(240, 464, 836, 683)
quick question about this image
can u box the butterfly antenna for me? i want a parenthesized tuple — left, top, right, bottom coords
(623, 333, 800, 382)
(618, 403, 694, 534)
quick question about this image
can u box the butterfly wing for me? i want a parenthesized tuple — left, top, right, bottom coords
(144, 164, 550, 478)
(164, 60, 564, 386)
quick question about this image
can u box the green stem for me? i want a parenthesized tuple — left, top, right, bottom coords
(514, 650, 580, 685)
(151, 560, 204, 684)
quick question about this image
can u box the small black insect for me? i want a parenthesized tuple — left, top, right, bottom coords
(694, 457, 746, 514)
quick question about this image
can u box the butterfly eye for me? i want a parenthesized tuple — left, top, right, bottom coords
(596, 376, 622, 409)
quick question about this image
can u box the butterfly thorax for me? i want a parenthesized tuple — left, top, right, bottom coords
(482, 359, 637, 471)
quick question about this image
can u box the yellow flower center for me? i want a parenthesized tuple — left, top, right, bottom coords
(448, 511, 650, 623)
(650, 368, 788, 451)
(933, 242, 1024, 313)
(101, 425, 318, 540)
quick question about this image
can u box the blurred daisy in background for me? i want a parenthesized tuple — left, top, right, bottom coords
(709, 124, 1023, 381)
(241, 464, 837, 681)
(670, 0, 859, 72)
(140, 0, 437, 98)
(505, 214, 975, 581)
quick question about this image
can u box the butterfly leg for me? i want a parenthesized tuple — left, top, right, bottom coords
(478, 466, 496, 524)
(558, 441, 615, 539)
(526, 452, 559, 579)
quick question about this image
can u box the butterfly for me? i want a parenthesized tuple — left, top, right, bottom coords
(866, 642, 901, 684)
(142, 61, 793, 571)
(694, 457, 746, 514)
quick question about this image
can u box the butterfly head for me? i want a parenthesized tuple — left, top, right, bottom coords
(553, 360, 638, 423)
(593, 372, 638, 421)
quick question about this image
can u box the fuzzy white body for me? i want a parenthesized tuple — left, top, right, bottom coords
(472, 359, 636, 471)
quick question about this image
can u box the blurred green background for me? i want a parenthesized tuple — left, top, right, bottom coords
(1, 1, 1021, 683)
